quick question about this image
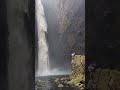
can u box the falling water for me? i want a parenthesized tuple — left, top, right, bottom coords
(35, 0, 50, 76)
(35, 0, 72, 77)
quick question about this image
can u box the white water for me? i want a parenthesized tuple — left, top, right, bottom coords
(35, 0, 71, 77)
(35, 0, 50, 77)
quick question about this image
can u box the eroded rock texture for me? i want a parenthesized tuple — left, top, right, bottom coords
(0, 0, 8, 90)
(6, 0, 35, 90)
(93, 69, 120, 90)
(68, 55, 85, 90)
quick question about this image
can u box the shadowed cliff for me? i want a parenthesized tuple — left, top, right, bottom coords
(0, 0, 35, 90)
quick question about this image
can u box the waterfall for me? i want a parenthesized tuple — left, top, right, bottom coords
(35, 0, 50, 76)
(35, 0, 71, 77)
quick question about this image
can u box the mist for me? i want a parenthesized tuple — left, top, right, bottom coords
(36, 0, 85, 75)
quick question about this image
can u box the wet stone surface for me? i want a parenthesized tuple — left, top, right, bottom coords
(35, 75, 78, 90)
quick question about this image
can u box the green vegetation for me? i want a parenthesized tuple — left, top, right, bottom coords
(68, 55, 85, 90)
(35, 55, 85, 90)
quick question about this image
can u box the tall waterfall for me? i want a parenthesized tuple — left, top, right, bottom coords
(35, 0, 50, 76)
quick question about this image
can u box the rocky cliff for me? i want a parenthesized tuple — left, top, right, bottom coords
(6, 0, 35, 90)
(56, 0, 85, 65)
(93, 69, 120, 90)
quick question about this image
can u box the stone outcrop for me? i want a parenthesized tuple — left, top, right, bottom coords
(68, 55, 85, 90)
(93, 69, 120, 90)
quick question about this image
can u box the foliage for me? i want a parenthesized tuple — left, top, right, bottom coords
(68, 55, 85, 90)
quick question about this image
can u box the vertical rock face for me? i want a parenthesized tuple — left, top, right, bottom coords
(86, 0, 120, 67)
(0, 0, 8, 90)
(93, 69, 120, 90)
(42, 0, 85, 70)
(7, 0, 34, 90)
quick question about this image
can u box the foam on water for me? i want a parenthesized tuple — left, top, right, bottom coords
(36, 68, 70, 77)
(35, 0, 50, 77)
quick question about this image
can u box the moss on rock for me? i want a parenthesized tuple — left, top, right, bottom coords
(68, 55, 85, 90)
(93, 69, 120, 90)
(70, 55, 85, 79)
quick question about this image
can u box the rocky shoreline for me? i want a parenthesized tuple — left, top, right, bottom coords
(35, 55, 85, 90)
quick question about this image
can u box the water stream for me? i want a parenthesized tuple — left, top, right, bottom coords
(35, 0, 50, 77)
(35, 0, 71, 77)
